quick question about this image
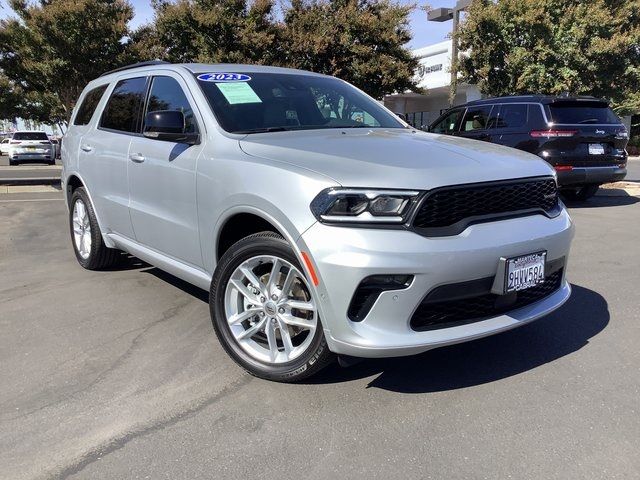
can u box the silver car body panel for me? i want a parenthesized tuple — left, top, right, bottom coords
(62, 63, 574, 358)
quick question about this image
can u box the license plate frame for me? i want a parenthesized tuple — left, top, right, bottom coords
(589, 143, 605, 155)
(503, 251, 546, 294)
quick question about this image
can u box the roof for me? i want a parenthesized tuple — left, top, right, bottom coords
(99, 61, 327, 79)
(464, 95, 607, 106)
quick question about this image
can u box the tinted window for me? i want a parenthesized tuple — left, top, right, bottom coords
(495, 104, 528, 129)
(100, 77, 147, 133)
(549, 101, 620, 124)
(13, 132, 49, 141)
(461, 105, 493, 132)
(74, 85, 108, 126)
(431, 109, 463, 134)
(196, 73, 404, 133)
(145, 77, 197, 133)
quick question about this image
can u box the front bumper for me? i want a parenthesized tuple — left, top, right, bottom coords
(298, 210, 574, 358)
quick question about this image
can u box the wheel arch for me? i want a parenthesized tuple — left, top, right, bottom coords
(64, 171, 116, 249)
(213, 204, 313, 273)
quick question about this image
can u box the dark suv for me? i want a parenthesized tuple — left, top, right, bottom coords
(428, 96, 628, 200)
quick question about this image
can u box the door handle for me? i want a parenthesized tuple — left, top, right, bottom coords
(129, 153, 145, 163)
(80, 144, 93, 152)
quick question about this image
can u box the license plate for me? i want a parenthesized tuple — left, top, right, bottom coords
(589, 143, 605, 155)
(26, 146, 37, 151)
(504, 252, 546, 293)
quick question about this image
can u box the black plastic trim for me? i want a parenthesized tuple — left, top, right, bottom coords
(348, 275, 413, 322)
(409, 176, 560, 238)
(100, 60, 170, 77)
(409, 258, 565, 332)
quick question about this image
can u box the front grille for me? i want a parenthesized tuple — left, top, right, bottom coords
(410, 269, 563, 332)
(412, 177, 559, 236)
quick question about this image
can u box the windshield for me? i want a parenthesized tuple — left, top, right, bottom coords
(13, 132, 49, 141)
(196, 72, 405, 134)
(549, 101, 620, 125)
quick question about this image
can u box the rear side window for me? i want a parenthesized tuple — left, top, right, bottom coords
(461, 105, 493, 132)
(73, 85, 108, 126)
(13, 132, 49, 141)
(494, 104, 528, 129)
(548, 101, 620, 125)
(100, 77, 147, 133)
(145, 76, 198, 133)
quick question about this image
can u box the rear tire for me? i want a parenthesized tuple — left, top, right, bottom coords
(210, 231, 333, 382)
(562, 184, 600, 201)
(9, 159, 17, 166)
(69, 187, 120, 270)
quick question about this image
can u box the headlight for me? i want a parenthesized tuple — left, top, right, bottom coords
(310, 188, 421, 224)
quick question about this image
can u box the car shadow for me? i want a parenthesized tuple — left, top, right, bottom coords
(101, 253, 151, 272)
(141, 265, 210, 303)
(563, 191, 639, 208)
(306, 284, 609, 392)
(129, 264, 608, 393)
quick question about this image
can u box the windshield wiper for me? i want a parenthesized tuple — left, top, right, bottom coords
(234, 127, 289, 134)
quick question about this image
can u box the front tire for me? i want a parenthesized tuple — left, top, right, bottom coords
(210, 232, 333, 382)
(69, 187, 120, 270)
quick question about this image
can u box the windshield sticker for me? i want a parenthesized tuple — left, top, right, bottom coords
(215, 82, 262, 104)
(197, 73, 251, 82)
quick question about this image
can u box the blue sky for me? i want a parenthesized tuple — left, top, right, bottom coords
(1, 0, 456, 50)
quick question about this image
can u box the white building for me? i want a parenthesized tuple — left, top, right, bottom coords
(383, 40, 481, 129)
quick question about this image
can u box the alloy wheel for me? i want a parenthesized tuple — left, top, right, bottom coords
(224, 255, 317, 364)
(72, 199, 92, 259)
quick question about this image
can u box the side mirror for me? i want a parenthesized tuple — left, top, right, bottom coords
(143, 110, 199, 145)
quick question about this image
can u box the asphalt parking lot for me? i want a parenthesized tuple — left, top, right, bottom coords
(1, 176, 639, 479)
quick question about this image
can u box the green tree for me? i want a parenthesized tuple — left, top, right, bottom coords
(279, 0, 419, 99)
(0, 0, 138, 127)
(0, 74, 21, 122)
(141, 0, 279, 64)
(140, 0, 420, 99)
(455, 0, 640, 115)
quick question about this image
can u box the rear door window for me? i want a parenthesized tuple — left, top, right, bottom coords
(548, 101, 620, 124)
(100, 77, 148, 133)
(460, 105, 493, 132)
(74, 85, 108, 126)
(494, 104, 528, 129)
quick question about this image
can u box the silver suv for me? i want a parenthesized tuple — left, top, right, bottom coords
(62, 62, 574, 382)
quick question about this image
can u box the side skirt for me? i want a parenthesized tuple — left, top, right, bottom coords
(107, 233, 212, 291)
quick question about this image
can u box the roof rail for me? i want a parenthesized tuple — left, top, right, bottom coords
(100, 60, 171, 77)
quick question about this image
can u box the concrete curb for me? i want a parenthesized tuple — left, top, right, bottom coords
(0, 184, 62, 194)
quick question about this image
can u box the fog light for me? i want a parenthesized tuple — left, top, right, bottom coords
(348, 275, 413, 322)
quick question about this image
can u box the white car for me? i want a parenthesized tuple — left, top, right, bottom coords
(8, 131, 55, 165)
(0, 138, 10, 156)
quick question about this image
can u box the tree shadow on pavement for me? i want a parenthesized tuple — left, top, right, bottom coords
(307, 284, 609, 392)
(563, 192, 639, 208)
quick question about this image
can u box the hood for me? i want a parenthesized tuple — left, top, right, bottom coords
(239, 129, 555, 190)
